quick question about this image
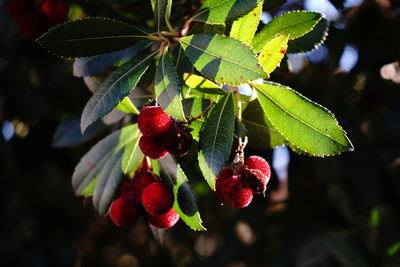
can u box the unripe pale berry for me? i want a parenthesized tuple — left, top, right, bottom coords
(244, 155, 271, 178)
(141, 182, 174, 216)
(147, 208, 179, 228)
(139, 135, 168, 159)
(221, 176, 253, 208)
(138, 106, 172, 137)
(109, 198, 139, 227)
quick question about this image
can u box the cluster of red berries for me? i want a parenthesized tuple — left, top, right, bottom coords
(8, 0, 68, 40)
(215, 156, 271, 208)
(109, 170, 179, 228)
(138, 106, 192, 159)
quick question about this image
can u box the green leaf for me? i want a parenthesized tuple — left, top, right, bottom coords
(287, 18, 330, 54)
(252, 82, 353, 156)
(258, 34, 289, 74)
(242, 99, 286, 150)
(183, 73, 227, 95)
(116, 96, 139, 114)
(151, 0, 172, 33)
(263, 0, 287, 11)
(251, 11, 323, 52)
(180, 34, 268, 85)
(121, 136, 143, 178)
(92, 149, 124, 214)
(193, 0, 259, 24)
(230, 0, 263, 45)
(182, 98, 212, 140)
(155, 51, 186, 122)
(72, 124, 139, 196)
(198, 94, 235, 189)
(81, 178, 97, 197)
(204, 23, 226, 34)
(158, 154, 206, 231)
(36, 17, 148, 58)
(81, 51, 156, 133)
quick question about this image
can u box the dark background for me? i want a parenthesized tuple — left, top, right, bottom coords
(1, 0, 400, 266)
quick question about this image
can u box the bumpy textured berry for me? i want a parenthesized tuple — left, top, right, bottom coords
(109, 198, 139, 227)
(215, 167, 233, 202)
(221, 176, 253, 208)
(8, 0, 35, 24)
(242, 168, 268, 194)
(147, 208, 179, 228)
(244, 156, 271, 178)
(41, 0, 68, 23)
(130, 171, 159, 202)
(164, 122, 193, 157)
(138, 106, 172, 137)
(141, 182, 174, 216)
(139, 135, 168, 159)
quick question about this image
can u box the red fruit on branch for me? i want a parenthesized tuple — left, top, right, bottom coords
(138, 106, 172, 137)
(221, 176, 253, 208)
(147, 208, 179, 228)
(164, 122, 193, 157)
(41, 0, 68, 23)
(242, 168, 268, 194)
(131, 171, 160, 202)
(215, 167, 234, 202)
(141, 182, 174, 216)
(244, 155, 271, 178)
(139, 135, 168, 159)
(109, 197, 139, 227)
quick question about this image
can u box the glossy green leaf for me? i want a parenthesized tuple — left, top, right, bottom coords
(180, 34, 268, 85)
(158, 154, 206, 231)
(198, 94, 235, 189)
(252, 82, 353, 156)
(151, 0, 172, 33)
(287, 18, 329, 54)
(193, 0, 259, 24)
(72, 124, 139, 196)
(121, 136, 143, 178)
(204, 23, 226, 34)
(242, 99, 286, 150)
(251, 11, 323, 52)
(183, 73, 227, 95)
(258, 34, 289, 74)
(116, 96, 139, 114)
(230, 0, 263, 44)
(182, 98, 212, 140)
(92, 149, 124, 214)
(36, 17, 148, 58)
(155, 51, 186, 122)
(81, 51, 156, 133)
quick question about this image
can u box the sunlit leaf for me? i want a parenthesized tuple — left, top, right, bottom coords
(230, 0, 263, 45)
(258, 34, 289, 74)
(198, 94, 235, 189)
(158, 154, 206, 231)
(193, 0, 259, 24)
(180, 34, 268, 85)
(251, 11, 323, 52)
(155, 51, 186, 122)
(183, 73, 227, 95)
(253, 82, 353, 156)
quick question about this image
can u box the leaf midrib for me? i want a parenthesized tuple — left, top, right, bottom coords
(180, 37, 265, 77)
(255, 85, 348, 147)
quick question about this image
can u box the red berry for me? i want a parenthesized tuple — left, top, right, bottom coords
(8, 0, 35, 24)
(109, 198, 139, 227)
(221, 176, 253, 208)
(242, 168, 268, 194)
(41, 0, 68, 23)
(130, 171, 159, 202)
(139, 135, 168, 159)
(164, 122, 193, 157)
(141, 182, 174, 216)
(147, 208, 179, 228)
(138, 106, 172, 137)
(244, 156, 271, 178)
(19, 12, 50, 40)
(117, 177, 134, 199)
(215, 167, 233, 202)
